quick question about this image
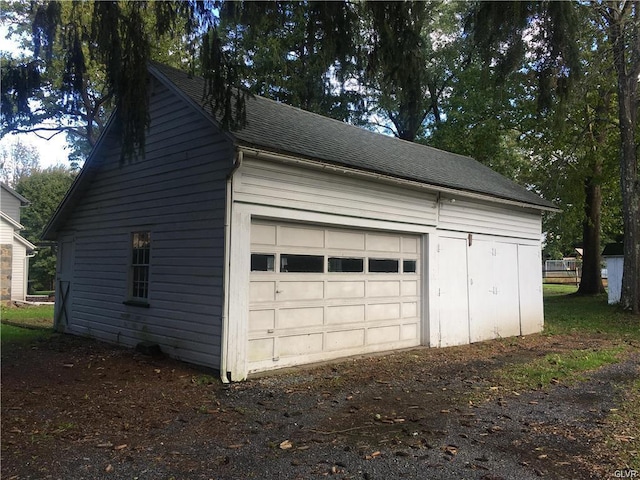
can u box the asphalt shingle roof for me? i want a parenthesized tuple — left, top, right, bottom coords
(165, 64, 554, 210)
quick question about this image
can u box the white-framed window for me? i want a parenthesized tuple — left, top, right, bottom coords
(130, 231, 151, 300)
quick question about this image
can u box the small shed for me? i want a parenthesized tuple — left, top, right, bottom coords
(602, 243, 624, 304)
(43, 63, 557, 381)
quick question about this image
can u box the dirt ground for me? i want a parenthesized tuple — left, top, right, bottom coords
(2, 330, 638, 480)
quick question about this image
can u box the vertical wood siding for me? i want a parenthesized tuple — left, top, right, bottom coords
(56, 80, 233, 368)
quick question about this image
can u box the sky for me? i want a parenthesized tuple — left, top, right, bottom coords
(1, 22, 72, 170)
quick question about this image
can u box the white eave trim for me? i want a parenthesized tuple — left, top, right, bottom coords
(237, 146, 559, 213)
(14, 232, 36, 250)
(1, 211, 24, 230)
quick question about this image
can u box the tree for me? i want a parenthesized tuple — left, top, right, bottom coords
(598, 1, 640, 313)
(358, 1, 465, 141)
(218, 1, 361, 122)
(0, 138, 41, 186)
(468, 1, 639, 312)
(14, 166, 75, 291)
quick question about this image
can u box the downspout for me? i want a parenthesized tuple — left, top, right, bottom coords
(220, 148, 243, 384)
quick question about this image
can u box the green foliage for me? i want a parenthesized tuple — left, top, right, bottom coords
(219, 1, 360, 123)
(15, 166, 75, 291)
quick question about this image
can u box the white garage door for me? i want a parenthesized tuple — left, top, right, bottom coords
(248, 220, 421, 372)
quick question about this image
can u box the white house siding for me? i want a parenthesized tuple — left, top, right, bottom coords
(10, 237, 27, 301)
(54, 80, 233, 368)
(234, 158, 439, 227)
(0, 218, 14, 244)
(438, 196, 542, 240)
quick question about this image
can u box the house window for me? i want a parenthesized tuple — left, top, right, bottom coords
(130, 231, 151, 300)
(280, 254, 324, 273)
(251, 254, 275, 272)
(368, 258, 399, 273)
(328, 257, 364, 273)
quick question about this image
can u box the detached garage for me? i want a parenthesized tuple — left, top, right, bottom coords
(43, 63, 556, 381)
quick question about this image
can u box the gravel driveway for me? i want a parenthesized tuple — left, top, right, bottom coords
(2, 332, 638, 479)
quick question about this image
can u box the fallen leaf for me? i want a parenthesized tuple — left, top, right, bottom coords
(279, 440, 293, 450)
(443, 445, 458, 456)
(105, 464, 114, 473)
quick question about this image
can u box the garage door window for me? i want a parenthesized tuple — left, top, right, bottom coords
(251, 254, 275, 272)
(403, 260, 417, 273)
(281, 254, 324, 273)
(368, 258, 399, 273)
(328, 257, 364, 273)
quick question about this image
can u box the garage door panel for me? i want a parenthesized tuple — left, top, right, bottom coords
(250, 282, 276, 302)
(279, 307, 324, 329)
(251, 223, 277, 245)
(326, 304, 365, 324)
(249, 309, 275, 331)
(326, 281, 365, 299)
(279, 225, 324, 248)
(249, 220, 421, 373)
(248, 338, 274, 362)
(402, 280, 418, 296)
(368, 280, 401, 297)
(402, 236, 419, 254)
(401, 323, 418, 340)
(368, 303, 401, 321)
(368, 325, 401, 344)
(327, 230, 365, 250)
(278, 281, 324, 300)
(326, 329, 365, 350)
(402, 302, 418, 318)
(366, 233, 401, 252)
(279, 333, 323, 356)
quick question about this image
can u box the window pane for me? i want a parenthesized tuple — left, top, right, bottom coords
(130, 231, 151, 299)
(368, 258, 399, 273)
(251, 254, 275, 272)
(403, 260, 417, 273)
(328, 257, 364, 273)
(280, 254, 324, 273)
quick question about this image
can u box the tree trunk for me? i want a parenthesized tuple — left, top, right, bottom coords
(577, 171, 605, 295)
(608, 2, 640, 313)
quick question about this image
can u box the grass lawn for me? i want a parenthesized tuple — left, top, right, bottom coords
(543, 284, 640, 340)
(0, 304, 54, 329)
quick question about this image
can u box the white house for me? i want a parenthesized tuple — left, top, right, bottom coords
(1, 183, 36, 303)
(43, 63, 557, 381)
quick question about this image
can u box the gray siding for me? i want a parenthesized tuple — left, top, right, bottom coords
(1, 188, 21, 223)
(57, 80, 233, 368)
